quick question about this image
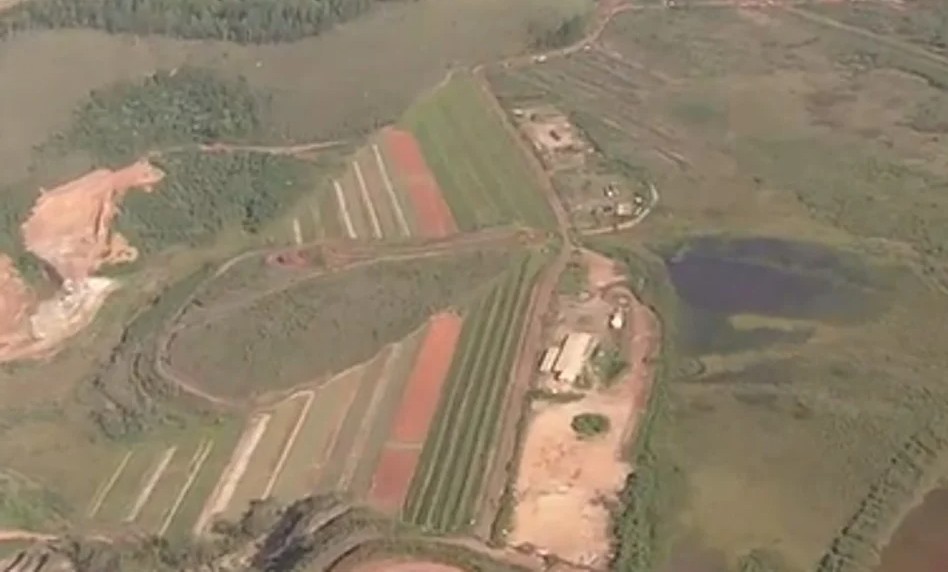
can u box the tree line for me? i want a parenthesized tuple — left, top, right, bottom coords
(0, 0, 378, 44)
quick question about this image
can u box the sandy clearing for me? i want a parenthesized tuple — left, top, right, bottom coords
(21, 160, 163, 281)
(334, 179, 358, 239)
(353, 160, 383, 239)
(87, 450, 133, 518)
(160, 440, 213, 536)
(262, 390, 315, 499)
(510, 273, 659, 567)
(372, 143, 411, 237)
(193, 414, 270, 535)
(125, 446, 177, 523)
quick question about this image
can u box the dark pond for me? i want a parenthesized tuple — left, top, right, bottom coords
(877, 488, 948, 572)
(663, 236, 885, 355)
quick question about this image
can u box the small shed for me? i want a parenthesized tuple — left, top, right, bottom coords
(538, 347, 561, 373)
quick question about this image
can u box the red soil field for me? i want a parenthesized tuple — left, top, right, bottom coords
(381, 127, 458, 238)
(390, 312, 462, 443)
(367, 447, 420, 512)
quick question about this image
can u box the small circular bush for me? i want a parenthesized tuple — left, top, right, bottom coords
(571, 412, 610, 438)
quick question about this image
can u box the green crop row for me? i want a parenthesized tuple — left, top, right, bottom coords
(404, 75, 556, 232)
(402, 253, 541, 532)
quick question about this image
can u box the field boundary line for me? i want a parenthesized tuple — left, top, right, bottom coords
(337, 342, 404, 490)
(87, 451, 133, 518)
(160, 440, 213, 537)
(353, 160, 383, 239)
(333, 179, 358, 239)
(372, 143, 411, 237)
(292, 218, 303, 245)
(262, 390, 316, 499)
(125, 446, 177, 523)
(193, 414, 271, 535)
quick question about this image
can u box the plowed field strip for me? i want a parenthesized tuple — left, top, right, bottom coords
(262, 391, 315, 499)
(426, 265, 524, 531)
(125, 447, 177, 522)
(368, 448, 420, 513)
(404, 289, 501, 524)
(95, 447, 160, 522)
(352, 160, 383, 239)
(356, 148, 400, 239)
(194, 413, 270, 535)
(273, 369, 363, 500)
(443, 262, 536, 530)
(225, 399, 305, 519)
(349, 330, 427, 496)
(87, 451, 133, 518)
(159, 440, 213, 537)
(337, 343, 404, 492)
(389, 314, 463, 444)
(333, 180, 357, 239)
(317, 349, 392, 491)
(161, 423, 242, 541)
(372, 143, 412, 237)
(339, 169, 372, 240)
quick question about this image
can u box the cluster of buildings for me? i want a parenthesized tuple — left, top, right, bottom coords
(538, 308, 624, 386)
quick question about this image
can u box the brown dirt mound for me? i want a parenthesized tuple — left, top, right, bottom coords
(21, 160, 164, 281)
(348, 559, 464, 572)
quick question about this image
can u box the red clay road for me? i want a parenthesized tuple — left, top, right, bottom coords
(390, 312, 462, 443)
(382, 128, 458, 238)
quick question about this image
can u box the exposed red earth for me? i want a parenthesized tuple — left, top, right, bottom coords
(390, 312, 462, 442)
(368, 448, 421, 512)
(381, 128, 458, 238)
(367, 312, 462, 512)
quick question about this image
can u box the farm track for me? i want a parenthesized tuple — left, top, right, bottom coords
(160, 440, 214, 537)
(125, 447, 177, 523)
(262, 391, 315, 499)
(372, 143, 412, 237)
(155, 228, 534, 408)
(86, 451, 133, 519)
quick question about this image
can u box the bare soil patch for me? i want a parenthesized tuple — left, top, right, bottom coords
(22, 160, 164, 281)
(367, 446, 420, 513)
(381, 128, 457, 238)
(509, 255, 658, 568)
(390, 313, 462, 443)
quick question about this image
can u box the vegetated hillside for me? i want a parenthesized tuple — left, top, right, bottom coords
(167, 248, 515, 399)
(492, 6, 948, 572)
(116, 150, 316, 255)
(0, 0, 376, 44)
(51, 67, 265, 165)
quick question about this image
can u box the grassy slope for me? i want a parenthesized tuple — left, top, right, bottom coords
(493, 6, 948, 571)
(402, 74, 556, 231)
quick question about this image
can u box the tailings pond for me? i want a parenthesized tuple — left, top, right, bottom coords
(664, 236, 886, 355)
(876, 488, 948, 572)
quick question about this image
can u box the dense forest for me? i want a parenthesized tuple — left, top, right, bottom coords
(56, 67, 264, 164)
(117, 150, 314, 254)
(0, 0, 377, 44)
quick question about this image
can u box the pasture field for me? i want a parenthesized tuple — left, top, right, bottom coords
(488, 5, 948, 571)
(401, 74, 556, 231)
(0, 0, 589, 187)
(404, 252, 545, 531)
(166, 249, 514, 400)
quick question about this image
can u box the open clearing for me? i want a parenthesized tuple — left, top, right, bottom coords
(488, 4, 948, 569)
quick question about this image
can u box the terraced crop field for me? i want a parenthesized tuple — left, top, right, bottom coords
(403, 253, 544, 531)
(402, 74, 555, 232)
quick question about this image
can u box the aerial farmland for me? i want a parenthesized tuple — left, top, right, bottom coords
(1, 0, 947, 571)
